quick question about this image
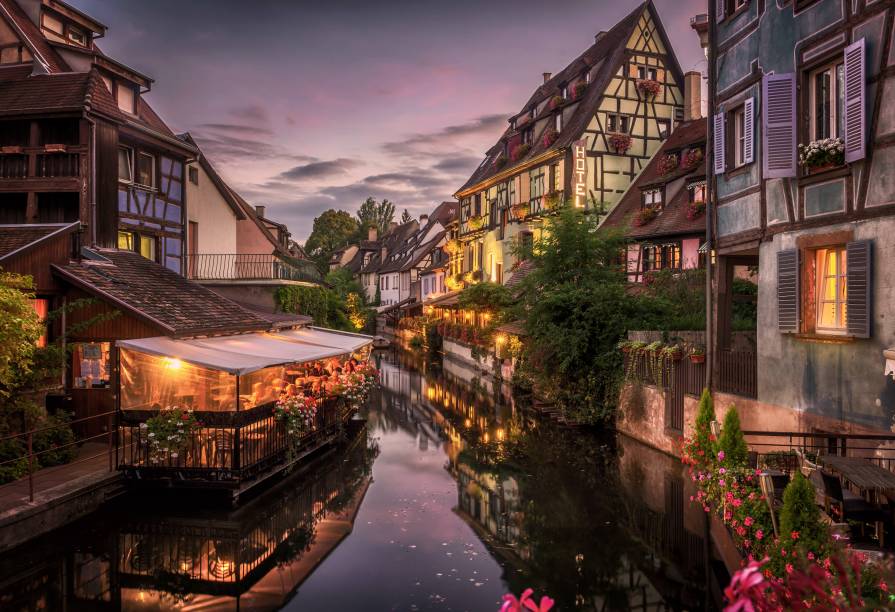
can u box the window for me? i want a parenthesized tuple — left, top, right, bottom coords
(554, 113, 562, 132)
(561, 85, 568, 99)
(136, 152, 156, 188)
(510, 118, 517, 131)
(31, 298, 49, 347)
(116, 83, 136, 114)
(642, 243, 681, 272)
(733, 107, 747, 167)
(117, 147, 133, 183)
(188, 166, 199, 185)
(523, 128, 533, 145)
(529, 167, 545, 208)
(67, 27, 86, 46)
(496, 182, 509, 209)
(815, 247, 847, 334)
(658, 118, 671, 139)
(119, 231, 157, 262)
(606, 114, 630, 133)
(72, 342, 111, 389)
(642, 188, 663, 209)
(688, 182, 707, 203)
(117, 231, 133, 250)
(636, 66, 658, 81)
(810, 61, 845, 141)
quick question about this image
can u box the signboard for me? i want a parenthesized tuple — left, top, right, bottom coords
(572, 139, 588, 208)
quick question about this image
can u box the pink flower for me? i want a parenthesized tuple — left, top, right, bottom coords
(718, 450, 726, 461)
(755, 530, 764, 541)
(719, 467, 727, 475)
(744, 516, 754, 527)
(790, 531, 799, 540)
(807, 552, 815, 561)
(723, 560, 766, 612)
(501, 589, 554, 612)
(785, 563, 793, 574)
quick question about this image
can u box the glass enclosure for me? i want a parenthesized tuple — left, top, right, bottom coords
(120, 349, 237, 412)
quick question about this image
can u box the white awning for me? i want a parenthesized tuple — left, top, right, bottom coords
(272, 326, 373, 353)
(117, 328, 373, 376)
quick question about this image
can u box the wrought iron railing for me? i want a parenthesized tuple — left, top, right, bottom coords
(185, 253, 321, 283)
(741, 430, 895, 474)
(717, 350, 757, 399)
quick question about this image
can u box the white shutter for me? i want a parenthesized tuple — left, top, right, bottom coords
(713, 112, 726, 175)
(743, 97, 755, 164)
(844, 38, 866, 163)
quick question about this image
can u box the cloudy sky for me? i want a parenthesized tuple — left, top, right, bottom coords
(75, 0, 705, 242)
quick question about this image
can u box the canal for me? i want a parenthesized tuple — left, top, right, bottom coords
(0, 350, 721, 610)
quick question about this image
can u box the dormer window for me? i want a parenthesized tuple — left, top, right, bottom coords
(642, 188, 663, 210)
(40, 11, 89, 47)
(561, 85, 568, 99)
(68, 27, 87, 46)
(510, 118, 517, 131)
(554, 113, 563, 132)
(116, 83, 137, 115)
(523, 128, 534, 145)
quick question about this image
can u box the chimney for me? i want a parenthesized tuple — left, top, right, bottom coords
(368, 226, 378, 241)
(542, 72, 552, 84)
(684, 71, 702, 122)
(255, 205, 266, 218)
(419, 214, 429, 226)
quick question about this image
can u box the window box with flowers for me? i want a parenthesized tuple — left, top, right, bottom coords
(549, 95, 564, 110)
(511, 143, 531, 162)
(443, 239, 461, 256)
(0, 145, 23, 154)
(684, 147, 704, 168)
(493, 151, 507, 169)
(541, 127, 558, 148)
(467, 215, 485, 231)
(687, 200, 706, 221)
(572, 80, 588, 100)
(636, 79, 661, 99)
(657, 153, 679, 175)
(608, 132, 632, 154)
(798, 137, 845, 174)
(634, 206, 659, 227)
(543, 191, 563, 211)
(142, 407, 201, 464)
(512, 201, 530, 220)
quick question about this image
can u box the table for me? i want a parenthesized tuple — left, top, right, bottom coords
(821, 455, 895, 493)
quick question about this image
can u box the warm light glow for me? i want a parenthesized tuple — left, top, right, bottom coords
(464, 418, 472, 428)
(483, 432, 490, 443)
(495, 334, 507, 345)
(162, 357, 182, 370)
(483, 312, 491, 322)
(496, 428, 505, 441)
(426, 387, 436, 400)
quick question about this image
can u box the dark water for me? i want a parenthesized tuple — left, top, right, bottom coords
(0, 350, 720, 611)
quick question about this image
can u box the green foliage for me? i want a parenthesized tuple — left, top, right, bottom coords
(304, 209, 359, 271)
(732, 277, 758, 331)
(276, 273, 373, 333)
(457, 282, 514, 312)
(778, 472, 829, 559)
(276, 285, 329, 324)
(408, 335, 424, 350)
(694, 389, 716, 459)
(400, 208, 412, 224)
(718, 406, 749, 467)
(356, 197, 396, 238)
(0, 271, 44, 396)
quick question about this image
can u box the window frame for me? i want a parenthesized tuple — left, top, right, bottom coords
(136, 151, 157, 190)
(734, 106, 747, 167)
(117, 146, 133, 184)
(606, 113, 631, 134)
(814, 245, 848, 336)
(808, 59, 845, 143)
(554, 112, 562, 132)
(657, 118, 671, 139)
(641, 188, 664, 210)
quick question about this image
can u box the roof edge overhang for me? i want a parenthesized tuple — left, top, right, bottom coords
(0, 220, 79, 262)
(455, 149, 565, 198)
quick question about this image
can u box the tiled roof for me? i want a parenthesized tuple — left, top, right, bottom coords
(52, 249, 273, 336)
(601, 118, 707, 240)
(0, 69, 91, 116)
(456, 2, 682, 195)
(358, 221, 419, 274)
(0, 222, 78, 260)
(505, 259, 536, 290)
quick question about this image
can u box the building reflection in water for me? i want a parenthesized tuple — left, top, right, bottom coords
(371, 349, 717, 611)
(0, 430, 376, 611)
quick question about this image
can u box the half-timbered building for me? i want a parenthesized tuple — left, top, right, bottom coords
(707, 0, 895, 434)
(453, 1, 685, 286)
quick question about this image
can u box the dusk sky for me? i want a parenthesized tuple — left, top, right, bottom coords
(75, 0, 706, 242)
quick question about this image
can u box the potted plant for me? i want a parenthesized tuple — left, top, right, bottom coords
(542, 127, 559, 148)
(661, 345, 683, 361)
(549, 94, 564, 110)
(684, 147, 704, 168)
(689, 345, 706, 364)
(511, 143, 531, 162)
(636, 79, 661, 98)
(142, 407, 201, 464)
(467, 215, 485, 231)
(657, 153, 679, 175)
(608, 132, 632, 154)
(798, 137, 845, 173)
(572, 81, 588, 99)
(686, 199, 706, 220)
(633, 206, 658, 227)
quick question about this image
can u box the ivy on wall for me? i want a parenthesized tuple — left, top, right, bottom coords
(275, 285, 330, 326)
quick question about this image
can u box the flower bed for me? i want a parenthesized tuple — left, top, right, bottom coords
(657, 153, 678, 175)
(142, 407, 201, 463)
(511, 143, 531, 162)
(798, 137, 845, 169)
(636, 79, 661, 98)
(608, 132, 632, 154)
(633, 206, 658, 227)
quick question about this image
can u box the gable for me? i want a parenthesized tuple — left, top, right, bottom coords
(626, 7, 665, 55)
(0, 6, 31, 65)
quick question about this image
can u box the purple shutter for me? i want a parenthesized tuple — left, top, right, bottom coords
(716, 0, 725, 23)
(844, 38, 866, 163)
(846, 240, 872, 338)
(763, 73, 797, 178)
(743, 97, 755, 164)
(777, 249, 800, 333)
(713, 112, 726, 175)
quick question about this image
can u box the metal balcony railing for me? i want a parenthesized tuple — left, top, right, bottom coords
(185, 253, 321, 283)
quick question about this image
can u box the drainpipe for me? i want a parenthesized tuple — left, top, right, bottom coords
(84, 113, 97, 246)
(705, 6, 717, 392)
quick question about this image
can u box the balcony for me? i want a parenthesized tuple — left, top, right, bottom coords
(186, 253, 321, 284)
(0, 146, 82, 189)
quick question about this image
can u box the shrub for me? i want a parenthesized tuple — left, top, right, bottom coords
(779, 472, 828, 557)
(718, 406, 749, 467)
(693, 389, 716, 461)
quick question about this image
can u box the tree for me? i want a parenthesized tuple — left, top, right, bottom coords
(0, 271, 43, 396)
(718, 405, 749, 467)
(694, 389, 716, 461)
(458, 282, 514, 312)
(356, 197, 395, 237)
(400, 209, 412, 224)
(304, 209, 358, 271)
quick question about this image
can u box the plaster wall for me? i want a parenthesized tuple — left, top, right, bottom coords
(185, 163, 238, 256)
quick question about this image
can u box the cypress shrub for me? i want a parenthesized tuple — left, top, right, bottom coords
(718, 406, 749, 467)
(694, 388, 716, 461)
(779, 472, 827, 555)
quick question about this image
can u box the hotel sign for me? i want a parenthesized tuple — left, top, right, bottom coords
(572, 139, 587, 208)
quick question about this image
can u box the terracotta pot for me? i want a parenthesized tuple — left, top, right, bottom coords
(690, 354, 706, 364)
(807, 162, 838, 175)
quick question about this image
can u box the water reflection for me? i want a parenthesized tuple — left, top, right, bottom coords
(0, 351, 721, 610)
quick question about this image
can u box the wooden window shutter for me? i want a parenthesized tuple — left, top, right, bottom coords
(844, 38, 866, 163)
(777, 249, 800, 333)
(846, 240, 872, 338)
(713, 112, 726, 175)
(743, 97, 755, 164)
(762, 73, 797, 178)
(716, 0, 726, 23)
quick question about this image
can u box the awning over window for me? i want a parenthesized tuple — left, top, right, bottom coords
(117, 328, 374, 376)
